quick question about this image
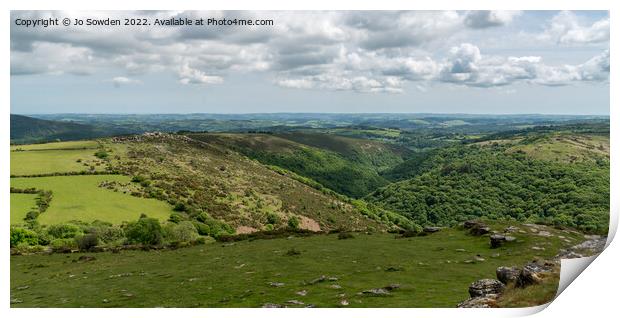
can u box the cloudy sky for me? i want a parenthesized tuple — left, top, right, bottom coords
(11, 10, 610, 115)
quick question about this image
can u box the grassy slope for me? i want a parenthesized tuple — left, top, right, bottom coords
(10, 175, 172, 225)
(10, 193, 37, 225)
(10, 222, 584, 308)
(187, 133, 400, 198)
(105, 135, 382, 231)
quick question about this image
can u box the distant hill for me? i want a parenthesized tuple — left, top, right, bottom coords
(10, 114, 121, 144)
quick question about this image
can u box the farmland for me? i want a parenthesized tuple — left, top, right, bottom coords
(11, 175, 173, 225)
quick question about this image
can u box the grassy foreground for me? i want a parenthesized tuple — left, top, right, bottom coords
(11, 223, 583, 308)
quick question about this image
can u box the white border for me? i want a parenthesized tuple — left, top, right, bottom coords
(2, 1, 617, 318)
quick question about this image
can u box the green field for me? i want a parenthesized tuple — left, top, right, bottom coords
(10, 223, 582, 308)
(11, 140, 100, 151)
(10, 175, 172, 225)
(10, 149, 104, 176)
(10, 193, 38, 225)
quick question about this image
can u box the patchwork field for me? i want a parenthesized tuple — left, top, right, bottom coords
(10, 175, 172, 225)
(11, 140, 100, 151)
(10, 149, 106, 176)
(10, 193, 37, 225)
(10, 222, 584, 308)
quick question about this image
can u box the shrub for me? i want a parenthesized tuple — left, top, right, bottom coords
(264, 224, 274, 231)
(192, 222, 211, 236)
(173, 202, 188, 212)
(50, 238, 77, 252)
(125, 217, 163, 245)
(201, 217, 234, 238)
(94, 150, 109, 159)
(131, 175, 146, 183)
(266, 213, 280, 225)
(287, 216, 300, 230)
(96, 226, 125, 244)
(10, 227, 39, 247)
(76, 233, 99, 251)
(47, 224, 82, 239)
(164, 221, 199, 243)
(338, 232, 355, 240)
(168, 212, 185, 223)
(24, 210, 40, 221)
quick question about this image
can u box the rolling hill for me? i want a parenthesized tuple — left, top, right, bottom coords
(10, 114, 123, 144)
(185, 132, 406, 198)
(368, 131, 610, 234)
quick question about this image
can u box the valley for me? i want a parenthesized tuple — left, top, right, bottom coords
(9, 113, 610, 308)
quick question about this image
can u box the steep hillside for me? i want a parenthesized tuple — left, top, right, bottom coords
(368, 133, 610, 234)
(104, 133, 387, 232)
(186, 133, 402, 198)
(10, 114, 118, 144)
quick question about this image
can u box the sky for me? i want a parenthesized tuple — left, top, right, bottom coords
(10, 10, 610, 115)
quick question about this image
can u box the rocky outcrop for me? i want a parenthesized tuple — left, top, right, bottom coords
(489, 234, 516, 248)
(516, 261, 554, 287)
(423, 226, 441, 233)
(463, 220, 491, 236)
(496, 266, 520, 285)
(457, 279, 505, 308)
(555, 235, 606, 259)
(468, 279, 505, 297)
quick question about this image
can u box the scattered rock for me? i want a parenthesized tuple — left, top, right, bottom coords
(77, 255, 96, 262)
(455, 248, 467, 252)
(309, 275, 327, 284)
(531, 246, 545, 251)
(329, 284, 342, 289)
(262, 303, 283, 308)
(457, 295, 498, 308)
(10, 298, 23, 304)
(340, 299, 349, 306)
(474, 256, 486, 262)
(504, 226, 520, 233)
(490, 234, 506, 248)
(516, 262, 553, 287)
(286, 300, 304, 305)
(16, 285, 29, 290)
(423, 226, 441, 233)
(464, 220, 490, 236)
(295, 290, 307, 296)
(538, 231, 552, 237)
(362, 288, 390, 296)
(496, 266, 520, 285)
(384, 283, 401, 291)
(468, 279, 505, 298)
(268, 282, 285, 287)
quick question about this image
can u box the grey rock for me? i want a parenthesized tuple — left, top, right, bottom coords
(496, 266, 520, 285)
(468, 279, 505, 298)
(423, 226, 441, 233)
(457, 295, 498, 308)
(362, 288, 390, 296)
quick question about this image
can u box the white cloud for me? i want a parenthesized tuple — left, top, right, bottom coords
(538, 11, 609, 45)
(110, 76, 142, 87)
(10, 11, 610, 94)
(464, 11, 521, 29)
(178, 63, 224, 85)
